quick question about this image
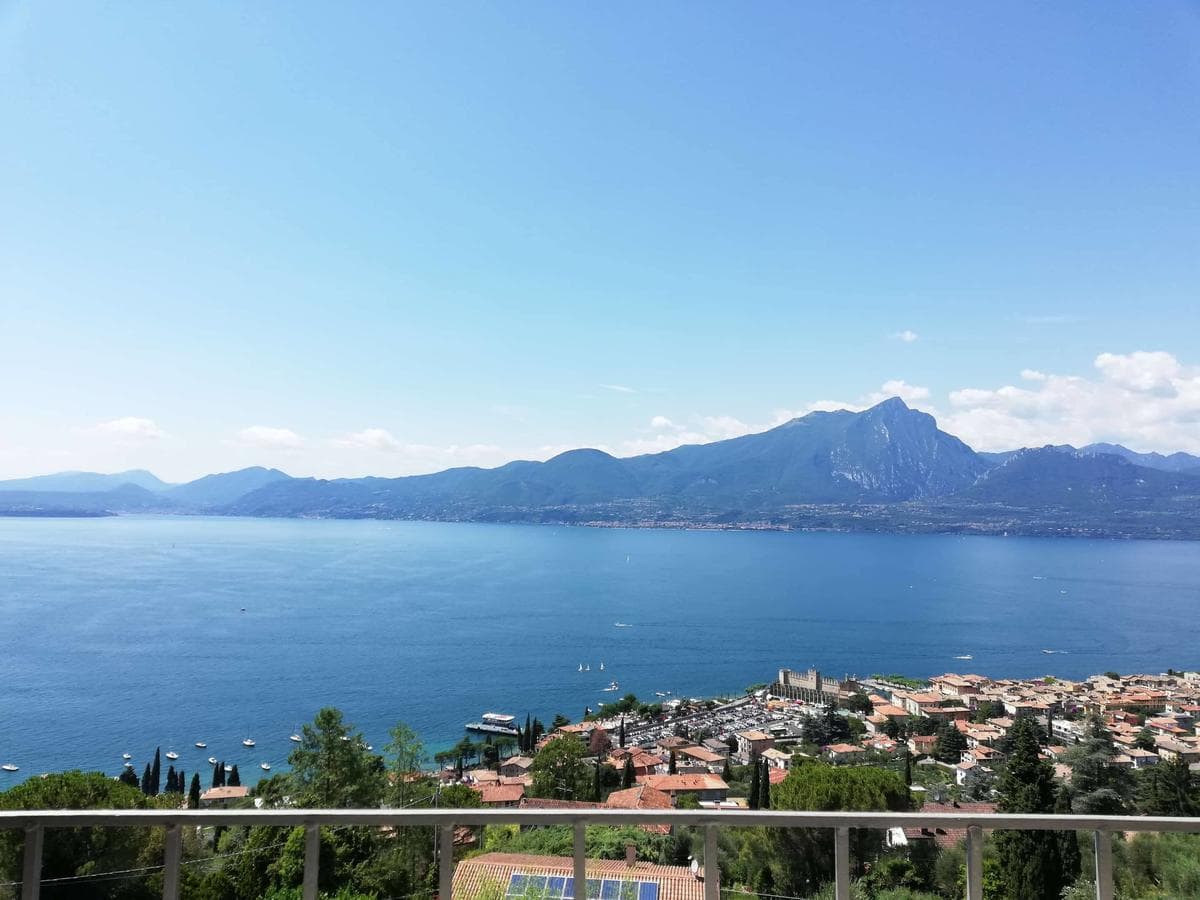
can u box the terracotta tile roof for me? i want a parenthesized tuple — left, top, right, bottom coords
(199, 786, 248, 801)
(737, 730, 772, 741)
(676, 746, 724, 764)
(605, 785, 673, 811)
(903, 802, 997, 849)
(637, 774, 728, 793)
(453, 853, 705, 900)
(476, 783, 525, 805)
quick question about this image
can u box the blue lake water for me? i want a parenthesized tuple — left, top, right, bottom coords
(1, 515, 1199, 783)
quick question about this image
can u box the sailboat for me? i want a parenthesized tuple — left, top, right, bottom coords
(600, 662, 605, 671)
(578, 664, 583, 672)
(584, 664, 590, 672)
(242, 738, 256, 748)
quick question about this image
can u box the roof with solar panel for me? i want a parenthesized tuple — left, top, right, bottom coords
(452, 852, 706, 900)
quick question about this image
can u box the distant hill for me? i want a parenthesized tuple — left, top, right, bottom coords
(167, 467, 291, 508)
(978, 443, 1200, 473)
(5, 401, 1200, 538)
(957, 447, 1200, 509)
(0, 484, 170, 515)
(0, 469, 170, 493)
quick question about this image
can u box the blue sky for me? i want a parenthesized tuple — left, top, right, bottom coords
(2, 2, 1199, 480)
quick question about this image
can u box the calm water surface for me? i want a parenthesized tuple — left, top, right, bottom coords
(1, 516, 1198, 781)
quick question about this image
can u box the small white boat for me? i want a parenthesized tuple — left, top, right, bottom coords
(122, 753, 132, 760)
(260, 762, 271, 771)
(600, 662, 605, 671)
(165, 751, 179, 760)
(224, 764, 234, 772)
(584, 664, 590, 671)
(195, 742, 207, 749)
(242, 738, 255, 748)
(1, 764, 18, 773)
(123, 762, 134, 769)
(208, 757, 218, 765)
(614, 622, 631, 628)
(289, 733, 302, 743)
(953, 655, 973, 660)
(578, 663, 583, 672)
(602, 681, 620, 692)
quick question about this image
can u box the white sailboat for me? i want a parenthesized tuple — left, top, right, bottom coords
(600, 662, 605, 671)
(242, 738, 256, 748)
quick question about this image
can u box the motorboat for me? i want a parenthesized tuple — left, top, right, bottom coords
(1, 764, 18, 773)
(260, 762, 271, 771)
(165, 751, 179, 760)
(242, 739, 255, 748)
(122, 753, 132, 760)
(208, 757, 218, 765)
(195, 742, 207, 749)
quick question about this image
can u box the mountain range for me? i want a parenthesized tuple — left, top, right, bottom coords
(3, 400, 1199, 539)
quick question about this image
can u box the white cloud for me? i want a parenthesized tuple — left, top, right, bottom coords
(236, 426, 304, 451)
(941, 351, 1200, 452)
(772, 379, 935, 423)
(891, 329, 919, 343)
(600, 384, 637, 394)
(334, 428, 403, 452)
(90, 417, 166, 441)
(649, 416, 678, 431)
(1020, 369, 1047, 382)
(864, 380, 931, 405)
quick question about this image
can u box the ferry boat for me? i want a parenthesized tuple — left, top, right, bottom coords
(465, 712, 519, 736)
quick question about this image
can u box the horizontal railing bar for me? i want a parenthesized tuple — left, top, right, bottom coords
(0, 808, 1198, 833)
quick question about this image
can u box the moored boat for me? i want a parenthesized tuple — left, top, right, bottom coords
(242, 738, 255, 748)
(465, 712, 519, 736)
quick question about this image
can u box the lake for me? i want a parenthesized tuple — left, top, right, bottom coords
(1, 515, 1198, 782)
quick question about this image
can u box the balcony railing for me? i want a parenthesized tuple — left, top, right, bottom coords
(4, 807, 1200, 900)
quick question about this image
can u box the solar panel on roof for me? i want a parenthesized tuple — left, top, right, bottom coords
(639, 883, 659, 900)
(548, 877, 567, 897)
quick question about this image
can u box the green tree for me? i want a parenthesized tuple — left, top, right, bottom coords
(748, 752, 761, 810)
(622, 756, 635, 789)
(722, 757, 732, 782)
(118, 767, 139, 789)
(384, 720, 426, 807)
(1063, 716, 1132, 814)
(530, 734, 590, 800)
(188, 772, 202, 809)
(844, 692, 873, 714)
(668, 751, 677, 774)
(1132, 728, 1156, 752)
(165, 765, 177, 794)
(759, 760, 771, 810)
(1136, 755, 1197, 816)
(1054, 784, 1082, 885)
(934, 724, 967, 763)
(141, 762, 153, 795)
(229, 764, 241, 787)
(288, 707, 385, 808)
(551, 713, 571, 729)
(618, 717, 626, 749)
(151, 747, 162, 796)
(994, 716, 1064, 900)
(768, 761, 909, 894)
(0, 772, 155, 899)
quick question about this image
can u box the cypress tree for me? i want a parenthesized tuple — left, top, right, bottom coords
(177, 770, 186, 795)
(721, 757, 731, 782)
(151, 747, 162, 796)
(141, 763, 153, 795)
(749, 755, 761, 810)
(622, 756, 635, 789)
(995, 716, 1064, 900)
(618, 717, 626, 749)
(188, 773, 202, 809)
(525, 714, 533, 752)
(229, 764, 241, 787)
(1055, 784, 1081, 885)
(516, 723, 524, 755)
(903, 748, 912, 787)
(668, 750, 677, 774)
(165, 765, 177, 794)
(593, 760, 602, 802)
(759, 760, 771, 810)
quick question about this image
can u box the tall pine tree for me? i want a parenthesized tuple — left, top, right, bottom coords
(748, 753, 761, 810)
(150, 747, 162, 796)
(618, 717, 626, 749)
(995, 717, 1065, 900)
(759, 760, 771, 809)
(622, 756, 635, 789)
(141, 763, 153, 795)
(229, 764, 241, 787)
(188, 773, 202, 809)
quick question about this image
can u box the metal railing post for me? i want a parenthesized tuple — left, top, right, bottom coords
(21, 824, 43, 900)
(574, 822, 586, 900)
(303, 823, 320, 900)
(162, 823, 182, 900)
(703, 825, 718, 900)
(834, 826, 850, 900)
(965, 825, 983, 900)
(1093, 830, 1113, 900)
(439, 824, 455, 900)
